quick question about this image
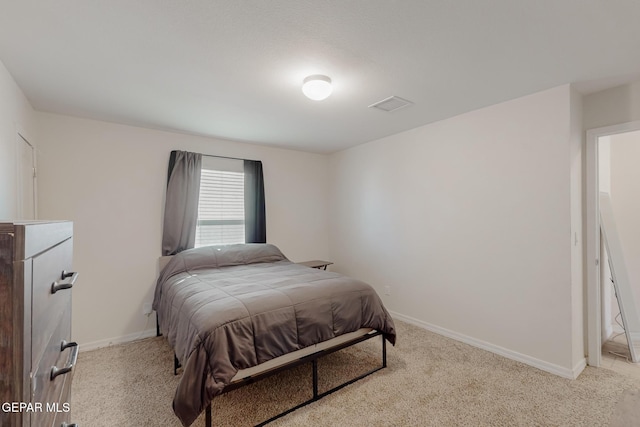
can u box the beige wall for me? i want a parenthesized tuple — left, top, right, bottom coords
(329, 85, 581, 376)
(0, 60, 36, 218)
(36, 113, 331, 348)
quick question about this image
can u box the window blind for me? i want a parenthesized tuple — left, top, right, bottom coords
(195, 167, 245, 246)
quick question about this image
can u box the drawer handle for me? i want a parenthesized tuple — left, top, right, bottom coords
(51, 341, 79, 380)
(51, 271, 79, 294)
(61, 340, 78, 351)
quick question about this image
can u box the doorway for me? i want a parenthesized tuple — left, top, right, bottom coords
(586, 120, 640, 370)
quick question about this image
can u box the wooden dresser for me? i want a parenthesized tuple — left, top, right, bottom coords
(0, 221, 78, 427)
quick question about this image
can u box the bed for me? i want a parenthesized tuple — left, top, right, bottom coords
(153, 243, 396, 427)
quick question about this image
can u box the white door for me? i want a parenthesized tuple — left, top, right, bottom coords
(18, 134, 36, 220)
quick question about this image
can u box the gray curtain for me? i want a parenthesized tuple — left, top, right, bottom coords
(161, 150, 202, 255)
(244, 160, 266, 243)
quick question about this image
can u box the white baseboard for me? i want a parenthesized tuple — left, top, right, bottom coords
(80, 312, 590, 379)
(79, 328, 158, 352)
(572, 357, 587, 378)
(390, 311, 584, 380)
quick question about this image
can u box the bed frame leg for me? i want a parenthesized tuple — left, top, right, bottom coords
(174, 354, 181, 375)
(205, 404, 212, 427)
(312, 359, 318, 400)
(156, 312, 161, 337)
(382, 333, 387, 368)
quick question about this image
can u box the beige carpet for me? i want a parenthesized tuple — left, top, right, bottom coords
(71, 320, 640, 426)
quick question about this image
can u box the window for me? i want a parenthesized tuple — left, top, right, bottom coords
(195, 157, 245, 246)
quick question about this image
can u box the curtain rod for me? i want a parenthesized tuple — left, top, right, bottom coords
(201, 153, 259, 162)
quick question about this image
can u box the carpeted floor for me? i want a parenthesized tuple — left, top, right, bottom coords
(71, 320, 640, 426)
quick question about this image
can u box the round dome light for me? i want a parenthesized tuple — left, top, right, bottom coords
(302, 75, 332, 101)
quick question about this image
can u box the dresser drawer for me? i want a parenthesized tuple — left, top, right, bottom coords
(32, 238, 74, 367)
(31, 305, 76, 427)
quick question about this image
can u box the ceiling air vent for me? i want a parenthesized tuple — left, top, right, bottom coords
(368, 96, 413, 112)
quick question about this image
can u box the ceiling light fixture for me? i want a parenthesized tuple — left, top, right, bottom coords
(302, 74, 332, 101)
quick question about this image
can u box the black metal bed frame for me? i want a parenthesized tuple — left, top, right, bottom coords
(211, 331, 386, 427)
(158, 315, 388, 427)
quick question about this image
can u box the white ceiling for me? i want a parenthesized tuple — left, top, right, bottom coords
(1, 1, 640, 154)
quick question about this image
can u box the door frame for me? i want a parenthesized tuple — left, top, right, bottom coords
(15, 126, 37, 219)
(586, 120, 640, 367)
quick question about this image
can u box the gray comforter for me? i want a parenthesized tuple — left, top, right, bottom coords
(153, 244, 396, 426)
